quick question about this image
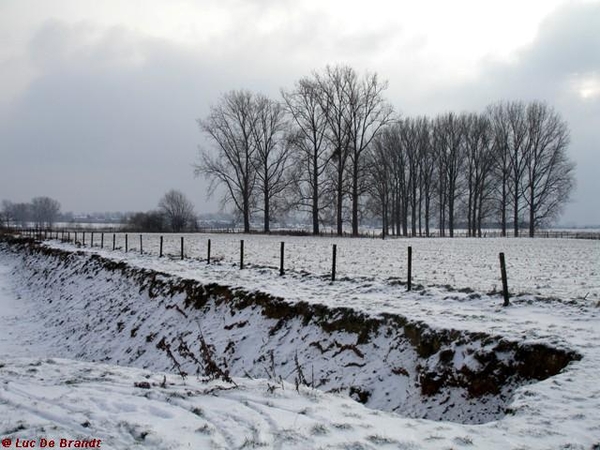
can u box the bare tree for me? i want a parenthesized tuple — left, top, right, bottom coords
(346, 70, 394, 236)
(251, 94, 291, 232)
(4, 202, 31, 228)
(415, 117, 435, 237)
(523, 101, 574, 237)
(463, 113, 494, 237)
(506, 101, 529, 237)
(433, 113, 465, 237)
(314, 65, 353, 236)
(30, 197, 60, 229)
(388, 124, 410, 236)
(158, 190, 195, 232)
(487, 102, 511, 236)
(282, 77, 331, 234)
(195, 90, 257, 233)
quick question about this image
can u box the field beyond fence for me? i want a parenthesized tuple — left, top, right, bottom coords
(10, 228, 600, 305)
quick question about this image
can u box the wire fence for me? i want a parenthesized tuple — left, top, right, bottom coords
(11, 227, 600, 304)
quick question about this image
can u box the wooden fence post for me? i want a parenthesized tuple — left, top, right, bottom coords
(101, 233, 104, 249)
(91, 232, 94, 248)
(181, 237, 184, 260)
(112, 234, 116, 251)
(240, 240, 244, 269)
(331, 244, 337, 282)
(82, 231, 86, 246)
(207, 239, 211, 264)
(407, 246, 412, 291)
(125, 234, 128, 252)
(75, 231, 78, 244)
(499, 252, 510, 306)
(140, 234, 143, 254)
(280, 242, 285, 276)
(159, 236, 163, 258)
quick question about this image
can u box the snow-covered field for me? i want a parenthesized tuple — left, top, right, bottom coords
(1, 236, 600, 449)
(72, 232, 599, 302)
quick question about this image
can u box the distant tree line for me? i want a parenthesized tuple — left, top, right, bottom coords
(195, 64, 575, 238)
(126, 189, 197, 232)
(1, 197, 61, 229)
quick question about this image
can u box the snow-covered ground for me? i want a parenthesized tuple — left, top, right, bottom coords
(65, 232, 599, 302)
(1, 237, 600, 449)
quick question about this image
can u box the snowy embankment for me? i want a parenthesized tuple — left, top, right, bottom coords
(1, 236, 599, 449)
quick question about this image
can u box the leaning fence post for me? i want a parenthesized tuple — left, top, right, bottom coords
(181, 236, 184, 260)
(279, 242, 285, 276)
(331, 244, 337, 282)
(159, 236, 163, 258)
(207, 239, 211, 264)
(407, 246, 412, 291)
(240, 239, 244, 269)
(499, 252, 510, 306)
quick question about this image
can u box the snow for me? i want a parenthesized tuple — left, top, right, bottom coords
(65, 232, 600, 302)
(1, 237, 600, 449)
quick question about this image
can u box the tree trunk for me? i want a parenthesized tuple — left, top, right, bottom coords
(336, 169, 343, 236)
(263, 189, 270, 233)
(425, 195, 430, 237)
(312, 155, 319, 235)
(352, 163, 359, 237)
(529, 184, 535, 238)
(513, 196, 519, 237)
(501, 174, 507, 237)
(449, 196, 455, 238)
(243, 198, 250, 233)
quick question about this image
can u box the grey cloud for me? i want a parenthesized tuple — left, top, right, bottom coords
(1, 21, 235, 212)
(1, 3, 598, 225)
(415, 1, 600, 225)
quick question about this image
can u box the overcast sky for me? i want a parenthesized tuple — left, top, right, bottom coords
(0, 0, 598, 225)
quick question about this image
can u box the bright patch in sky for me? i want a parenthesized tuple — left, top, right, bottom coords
(576, 73, 600, 99)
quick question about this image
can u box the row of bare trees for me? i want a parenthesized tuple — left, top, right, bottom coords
(369, 102, 574, 238)
(195, 65, 575, 237)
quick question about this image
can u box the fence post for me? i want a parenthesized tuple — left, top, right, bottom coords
(181, 237, 184, 260)
(75, 231, 78, 244)
(240, 240, 244, 269)
(331, 244, 337, 282)
(67, 231, 70, 242)
(83, 231, 86, 246)
(159, 236, 163, 258)
(91, 232, 94, 248)
(112, 234, 116, 251)
(499, 252, 510, 306)
(407, 246, 412, 291)
(125, 234, 128, 252)
(101, 233, 104, 249)
(280, 242, 285, 276)
(140, 234, 143, 255)
(207, 239, 211, 264)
